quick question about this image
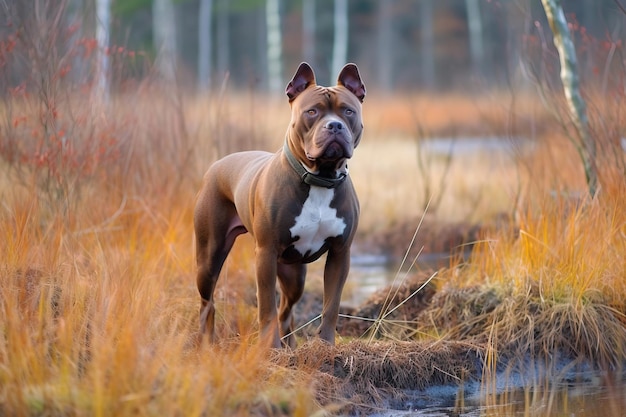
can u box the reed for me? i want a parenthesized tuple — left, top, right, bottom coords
(1, 69, 625, 416)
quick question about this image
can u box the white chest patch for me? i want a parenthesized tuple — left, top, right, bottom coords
(289, 187, 346, 256)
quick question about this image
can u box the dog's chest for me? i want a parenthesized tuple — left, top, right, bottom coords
(289, 187, 346, 256)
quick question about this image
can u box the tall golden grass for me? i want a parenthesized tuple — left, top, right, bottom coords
(1, 79, 625, 415)
(3, 3, 625, 413)
(0, 87, 322, 415)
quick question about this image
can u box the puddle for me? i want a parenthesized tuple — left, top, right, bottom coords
(419, 136, 530, 155)
(370, 372, 626, 417)
(370, 380, 626, 417)
(345, 252, 626, 416)
(348, 251, 466, 306)
(340, 136, 619, 415)
(348, 254, 394, 305)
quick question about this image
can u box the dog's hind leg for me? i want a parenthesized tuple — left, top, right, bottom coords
(276, 262, 306, 348)
(195, 194, 247, 344)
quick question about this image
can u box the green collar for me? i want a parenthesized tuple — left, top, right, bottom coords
(283, 142, 347, 189)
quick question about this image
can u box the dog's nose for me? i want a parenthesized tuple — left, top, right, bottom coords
(325, 121, 343, 132)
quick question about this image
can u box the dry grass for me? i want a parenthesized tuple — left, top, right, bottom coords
(1, 82, 625, 416)
(0, 88, 319, 416)
(361, 91, 553, 139)
(3, 5, 625, 414)
(271, 338, 480, 414)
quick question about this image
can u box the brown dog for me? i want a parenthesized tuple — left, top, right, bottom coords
(194, 62, 365, 348)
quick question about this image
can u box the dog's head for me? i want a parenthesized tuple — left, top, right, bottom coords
(285, 63, 365, 174)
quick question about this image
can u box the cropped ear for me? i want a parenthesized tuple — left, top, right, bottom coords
(285, 62, 316, 102)
(337, 63, 366, 102)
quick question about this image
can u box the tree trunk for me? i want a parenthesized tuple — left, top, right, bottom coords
(302, 0, 316, 66)
(541, 0, 598, 197)
(419, 0, 435, 89)
(266, 0, 283, 93)
(198, 0, 213, 91)
(216, 0, 230, 83)
(66, 0, 85, 84)
(95, 0, 110, 103)
(465, 0, 484, 80)
(331, 0, 348, 78)
(153, 0, 178, 82)
(377, 0, 393, 92)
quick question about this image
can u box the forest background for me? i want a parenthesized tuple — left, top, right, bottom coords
(2, 1, 626, 415)
(3, 0, 623, 96)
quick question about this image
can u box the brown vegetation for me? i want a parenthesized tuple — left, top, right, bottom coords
(2, 35, 626, 414)
(272, 339, 479, 414)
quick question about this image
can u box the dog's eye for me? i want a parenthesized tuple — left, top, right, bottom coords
(344, 108, 354, 117)
(306, 109, 318, 117)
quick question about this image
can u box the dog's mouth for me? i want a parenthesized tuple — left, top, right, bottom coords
(321, 142, 346, 160)
(306, 139, 352, 162)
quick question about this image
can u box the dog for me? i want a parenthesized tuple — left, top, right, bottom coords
(194, 62, 365, 348)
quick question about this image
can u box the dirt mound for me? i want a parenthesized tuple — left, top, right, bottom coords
(286, 278, 626, 413)
(272, 339, 481, 414)
(358, 213, 516, 264)
(359, 216, 483, 260)
(292, 273, 437, 341)
(339, 273, 437, 339)
(420, 285, 626, 368)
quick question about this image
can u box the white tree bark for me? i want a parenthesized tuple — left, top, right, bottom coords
(419, 0, 435, 89)
(216, 0, 230, 82)
(302, 0, 316, 65)
(66, 0, 84, 83)
(465, 0, 484, 79)
(153, 0, 178, 82)
(95, 0, 110, 103)
(198, 0, 213, 91)
(541, 0, 597, 196)
(331, 0, 348, 78)
(377, 0, 393, 91)
(266, 0, 283, 93)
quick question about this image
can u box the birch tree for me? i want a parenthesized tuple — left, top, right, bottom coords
(95, 0, 110, 103)
(377, 0, 393, 92)
(419, 0, 435, 89)
(541, 0, 598, 196)
(216, 0, 230, 82)
(266, 0, 283, 93)
(302, 0, 316, 65)
(465, 0, 484, 80)
(153, 0, 177, 82)
(198, 0, 213, 91)
(331, 0, 348, 78)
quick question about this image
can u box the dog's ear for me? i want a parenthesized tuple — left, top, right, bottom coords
(286, 62, 316, 102)
(337, 64, 366, 103)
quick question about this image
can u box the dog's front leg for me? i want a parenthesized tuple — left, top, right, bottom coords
(318, 246, 351, 345)
(255, 246, 282, 348)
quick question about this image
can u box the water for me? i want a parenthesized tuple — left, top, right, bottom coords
(348, 254, 626, 417)
(348, 251, 464, 306)
(370, 378, 626, 416)
(418, 136, 529, 156)
(348, 136, 621, 415)
(348, 254, 395, 304)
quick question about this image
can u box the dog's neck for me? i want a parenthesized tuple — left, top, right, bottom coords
(283, 141, 347, 189)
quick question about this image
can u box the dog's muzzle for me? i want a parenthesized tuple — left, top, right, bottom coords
(314, 120, 353, 161)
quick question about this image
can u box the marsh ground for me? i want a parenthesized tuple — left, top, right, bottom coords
(1, 89, 625, 416)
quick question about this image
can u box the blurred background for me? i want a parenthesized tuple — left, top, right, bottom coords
(2, 4, 626, 417)
(2, 0, 624, 95)
(1, 0, 624, 247)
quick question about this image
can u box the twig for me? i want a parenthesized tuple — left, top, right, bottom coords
(381, 271, 438, 320)
(367, 198, 432, 343)
(280, 313, 321, 342)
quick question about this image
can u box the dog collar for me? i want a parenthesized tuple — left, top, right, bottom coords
(283, 142, 347, 189)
